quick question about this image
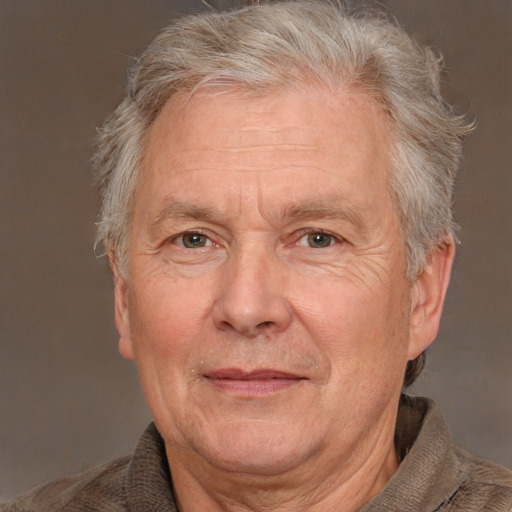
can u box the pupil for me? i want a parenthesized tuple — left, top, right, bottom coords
(184, 233, 205, 247)
(308, 233, 330, 248)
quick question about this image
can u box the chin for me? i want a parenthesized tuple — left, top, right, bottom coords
(187, 420, 317, 476)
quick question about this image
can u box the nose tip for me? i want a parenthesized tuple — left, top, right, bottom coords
(213, 298, 292, 337)
(212, 252, 292, 337)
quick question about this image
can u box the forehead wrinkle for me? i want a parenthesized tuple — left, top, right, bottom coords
(167, 164, 332, 175)
(177, 144, 322, 161)
(195, 144, 319, 151)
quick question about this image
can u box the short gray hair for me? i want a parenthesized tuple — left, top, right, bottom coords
(93, 0, 472, 385)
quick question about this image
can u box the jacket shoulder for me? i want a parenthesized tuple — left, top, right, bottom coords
(0, 455, 132, 512)
(442, 447, 512, 511)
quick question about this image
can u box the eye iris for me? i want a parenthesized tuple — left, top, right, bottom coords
(183, 233, 206, 248)
(308, 233, 332, 248)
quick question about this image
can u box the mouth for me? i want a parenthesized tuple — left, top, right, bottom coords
(204, 369, 306, 396)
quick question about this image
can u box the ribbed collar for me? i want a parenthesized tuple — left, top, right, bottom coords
(127, 422, 178, 512)
(359, 396, 461, 511)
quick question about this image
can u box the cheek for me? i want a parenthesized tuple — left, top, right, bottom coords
(128, 273, 216, 367)
(291, 272, 411, 379)
(126, 276, 217, 429)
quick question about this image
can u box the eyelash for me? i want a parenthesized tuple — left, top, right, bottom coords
(295, 229, 342, 249)
(170, 229, 343, 250)
(171, 231, 214, 249)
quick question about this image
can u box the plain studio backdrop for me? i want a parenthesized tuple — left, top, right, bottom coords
(1, 0, 511, 501)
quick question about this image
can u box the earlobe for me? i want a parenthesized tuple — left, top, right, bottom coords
(408, 236, 456, 360)
(110, 255, 135, 361)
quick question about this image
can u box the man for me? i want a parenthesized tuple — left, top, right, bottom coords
(3, 1, 511, 511)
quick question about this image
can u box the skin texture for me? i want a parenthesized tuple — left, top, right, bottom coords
(113, 88, 454, 511)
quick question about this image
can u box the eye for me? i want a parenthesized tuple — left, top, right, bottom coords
(298, 232, 337, 248)
(174, 232, 211, 248)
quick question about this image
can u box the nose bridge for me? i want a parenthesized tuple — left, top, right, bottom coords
(212, 237, 291, 336)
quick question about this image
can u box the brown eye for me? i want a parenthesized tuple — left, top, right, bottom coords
(180, 233, 209, 248)
(306, 233, 334, 248)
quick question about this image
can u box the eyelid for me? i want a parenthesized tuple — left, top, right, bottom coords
(167, 228, 345, 248)
(294, 228, 344, 245)
(170, 230, 214, 248)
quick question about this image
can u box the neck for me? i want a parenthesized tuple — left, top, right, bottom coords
(167, 412, 399, 512)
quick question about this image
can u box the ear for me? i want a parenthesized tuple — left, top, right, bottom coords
(408, 236, 455, 360)
(109, 252, 135, 361)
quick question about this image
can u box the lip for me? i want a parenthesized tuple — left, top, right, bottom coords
(206, 369, 303, 380)
(204, 369, 305, 396)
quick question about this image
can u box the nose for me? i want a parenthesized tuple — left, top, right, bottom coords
(212, 244, 292, 337)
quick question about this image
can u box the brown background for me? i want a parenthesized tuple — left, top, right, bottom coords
(1, 0, 511, 501)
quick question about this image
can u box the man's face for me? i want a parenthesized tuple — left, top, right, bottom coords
(115, 88, 431, 477)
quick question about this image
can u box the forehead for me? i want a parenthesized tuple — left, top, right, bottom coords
(137, 87, 394, 219)
(147, 86, 390, 158)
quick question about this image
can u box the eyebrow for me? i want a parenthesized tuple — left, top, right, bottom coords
(276, 200, 366, 231)
(149, 201, 223, 234)
(149, 197, 366, 234)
